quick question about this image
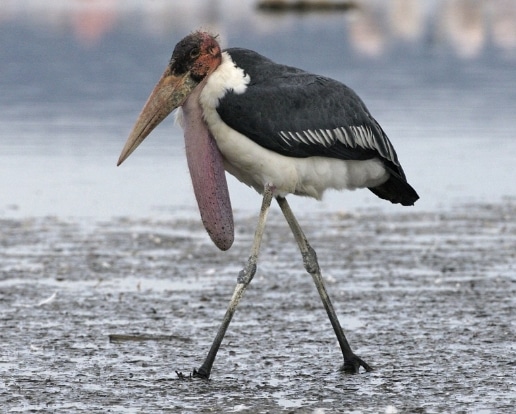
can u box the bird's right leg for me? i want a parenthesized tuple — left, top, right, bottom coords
(192, 184, 274, 379)
(276, 196, 373, 374)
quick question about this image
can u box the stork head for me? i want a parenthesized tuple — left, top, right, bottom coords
(117, 31, 222, 166)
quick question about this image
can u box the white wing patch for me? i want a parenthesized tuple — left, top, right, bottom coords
(278, 125, 397, 162)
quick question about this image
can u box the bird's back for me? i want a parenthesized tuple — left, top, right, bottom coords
(217, 48, 419, 206)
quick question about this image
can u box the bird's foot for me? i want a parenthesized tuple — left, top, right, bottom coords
(192, 367, 211, 380)
(176, 368, 211, 380)
(175, 371, 192, 380)
(341, 354, 373, 374)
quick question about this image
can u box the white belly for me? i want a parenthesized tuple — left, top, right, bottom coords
(200, 113, 388, 199)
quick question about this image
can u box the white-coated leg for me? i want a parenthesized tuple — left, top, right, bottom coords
(192, 184, 274, 379)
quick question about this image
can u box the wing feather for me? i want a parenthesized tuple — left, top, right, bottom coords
(217, 48, 405, 178)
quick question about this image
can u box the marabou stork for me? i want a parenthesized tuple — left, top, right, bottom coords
(118, 31, 419, 379)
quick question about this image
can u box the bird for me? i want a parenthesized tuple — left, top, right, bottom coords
(117, 30, 419, 379)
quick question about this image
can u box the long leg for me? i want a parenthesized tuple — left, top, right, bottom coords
(276, 196, 372, 373)
(192, 184, 274, 379)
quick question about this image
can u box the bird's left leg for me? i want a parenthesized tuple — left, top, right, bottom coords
(275, 196, 373, 373)
(192, 184, 274, 379)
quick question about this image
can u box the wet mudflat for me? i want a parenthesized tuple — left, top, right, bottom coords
(1, 201, 515, 413)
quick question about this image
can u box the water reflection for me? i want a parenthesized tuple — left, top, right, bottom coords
(1, 0, 515, 218)
(1, 0, 515, 56)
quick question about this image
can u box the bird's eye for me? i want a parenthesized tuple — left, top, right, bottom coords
(190, 48, 200, 59)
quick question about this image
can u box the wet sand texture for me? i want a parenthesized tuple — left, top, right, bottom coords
(1, 201, 514, 412)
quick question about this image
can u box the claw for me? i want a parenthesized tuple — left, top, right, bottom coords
(175, 371, 192, 380)
(341, 354, 373, 373)
(192, 367, 211, 380)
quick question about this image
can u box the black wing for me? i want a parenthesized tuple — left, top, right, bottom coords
(217, 48, 419, 205)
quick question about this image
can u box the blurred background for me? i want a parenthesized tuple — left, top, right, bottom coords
(1, 0, 515, 219)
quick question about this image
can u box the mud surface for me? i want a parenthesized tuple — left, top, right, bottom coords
(1, 202, 515, 413)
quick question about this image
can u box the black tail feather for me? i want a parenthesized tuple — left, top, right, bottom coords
(368, 171, 419, 206)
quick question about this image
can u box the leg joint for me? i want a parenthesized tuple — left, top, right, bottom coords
(238, 256, 257, 284)
(302, 245, 320, 274)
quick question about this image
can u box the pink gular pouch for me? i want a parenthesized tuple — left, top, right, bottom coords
(181, 82, 234, 251)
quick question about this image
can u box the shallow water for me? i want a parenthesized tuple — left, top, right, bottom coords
(1, 204, 515, 412)
(1, 0, 515, 218)
(1, 1, 516, 413)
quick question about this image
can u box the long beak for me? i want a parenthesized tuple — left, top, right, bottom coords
(117, 68, 199, 166)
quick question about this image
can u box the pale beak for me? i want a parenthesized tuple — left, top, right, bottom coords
(117, 68, 199, 166)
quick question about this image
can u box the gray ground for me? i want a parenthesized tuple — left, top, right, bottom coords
(1, 201, 515, 413)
